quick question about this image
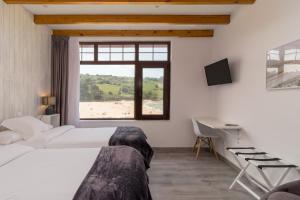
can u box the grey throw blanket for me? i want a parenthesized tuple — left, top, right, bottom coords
(73, 146, 152, 200)
(261, 180, 300, 200)
(109, 127, 154, 169)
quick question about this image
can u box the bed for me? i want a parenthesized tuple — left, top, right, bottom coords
(1, 116, 154, 169)
(23, 125, 117, 148)
(0, 144, 152, 200)
(21, 125, 154, 168)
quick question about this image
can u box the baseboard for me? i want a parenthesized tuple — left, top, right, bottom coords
(153, 147, 210, 153)
(153, 147, 193, 153)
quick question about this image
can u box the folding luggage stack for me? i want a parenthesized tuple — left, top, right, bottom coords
(227, 147, 297, 199)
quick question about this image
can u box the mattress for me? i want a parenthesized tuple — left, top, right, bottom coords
(18, 126, 117, 149)
(0, 148, 100, 200)
(46, 126, 117, 148)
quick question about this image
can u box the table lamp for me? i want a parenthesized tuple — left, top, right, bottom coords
(42, 96, 56, 115)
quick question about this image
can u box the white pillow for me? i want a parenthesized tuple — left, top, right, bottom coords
(18, 133, 48, 148)
(1, 116, 53, 140)
(0, 130, 22, 145)
(0, 144, 34, 167)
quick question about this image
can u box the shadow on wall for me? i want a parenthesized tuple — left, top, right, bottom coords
(229, 59, 243, 83)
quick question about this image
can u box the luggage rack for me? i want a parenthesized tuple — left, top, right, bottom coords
(227, 147, 297, 199)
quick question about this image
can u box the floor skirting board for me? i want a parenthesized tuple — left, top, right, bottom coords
(153, 147, 194, 153)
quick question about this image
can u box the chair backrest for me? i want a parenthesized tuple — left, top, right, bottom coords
(192, 118, 202, 136)
(192, 118, 217, 137)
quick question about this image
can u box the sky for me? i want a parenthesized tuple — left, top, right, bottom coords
(80, 65, 164, 78)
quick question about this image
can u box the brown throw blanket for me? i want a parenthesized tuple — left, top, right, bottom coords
(73, 146, 152, 200)
(109, 127, 154, 169)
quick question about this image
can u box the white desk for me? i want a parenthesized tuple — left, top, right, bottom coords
(195, 117, 241, 130)
(195, 117, 242, 143)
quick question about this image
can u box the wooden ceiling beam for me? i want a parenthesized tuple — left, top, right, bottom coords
(34, 15, 230, 25)
(4, 0, 256, 5)
(52, 29, 214, 37)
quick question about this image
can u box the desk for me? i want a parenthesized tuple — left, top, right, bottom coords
(195, 117, 241, 143)
(195, 117, 241, 130)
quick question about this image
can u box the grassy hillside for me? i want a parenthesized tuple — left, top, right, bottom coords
(80, 74, 163, 102)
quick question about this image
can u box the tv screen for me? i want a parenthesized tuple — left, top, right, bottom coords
(204, 58, 232, 86)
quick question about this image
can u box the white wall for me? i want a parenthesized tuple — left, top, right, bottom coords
(78, 37, 213, 147)
(0, 1, 51, 121)
(210, 0, 300, 182)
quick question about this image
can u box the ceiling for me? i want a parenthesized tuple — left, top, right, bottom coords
(24, 4, 240, 15)
(48, 24, 220, 31)
(24, 4, 240, 31)
(2, 0, 255, 37)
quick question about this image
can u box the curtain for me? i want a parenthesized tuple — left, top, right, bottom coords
(67, 37, 80, 127)
(51, 36, 69, 125)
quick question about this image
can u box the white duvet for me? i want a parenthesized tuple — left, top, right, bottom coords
(19, 126, 117, 149)
(0, 148, 100, 200)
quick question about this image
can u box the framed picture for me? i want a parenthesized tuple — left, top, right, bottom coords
(266, 39, 300, 90)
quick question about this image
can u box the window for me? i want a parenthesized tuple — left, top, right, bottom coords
(79, 42, 170, 120)
(80, 44, 94, 61)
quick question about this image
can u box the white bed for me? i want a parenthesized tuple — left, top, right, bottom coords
(19, 125, 117, 149)
(0, 144, 100, 200)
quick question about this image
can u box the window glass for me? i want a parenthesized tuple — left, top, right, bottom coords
(139, 44, 169, 61)
(111, 53, 123, 61)
(139, 45, 153, 53)
(111, 45, 123, 53)
(97, 44, 136, 61)
(154, 53, 168, 61)
(124, 53, 135, 61)
(139, 53, 153, 61)
(154, 45, 168, 53)
(80, 65, 135, 119)
(98, 45, 110, 52)
(98, 53, 110, 61)
(124, 45, 135, 52)
(80, 45, 94, 61)
(142, 68, 164, 115)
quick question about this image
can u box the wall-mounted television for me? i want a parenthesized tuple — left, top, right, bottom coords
(204, 58, 232, 86)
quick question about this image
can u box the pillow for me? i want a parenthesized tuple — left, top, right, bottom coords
(1, 116, 53, 140)
(0, 144, 34, 167)
(17, 133, 48, 148)
(0, 130, 22, 145)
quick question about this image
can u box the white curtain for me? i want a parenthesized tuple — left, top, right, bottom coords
(67, 37, 80, 127)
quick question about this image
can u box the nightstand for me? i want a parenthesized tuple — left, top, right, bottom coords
(40, 114, 60, 127)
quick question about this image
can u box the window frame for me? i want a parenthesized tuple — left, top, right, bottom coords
(79, 41, 171, 121)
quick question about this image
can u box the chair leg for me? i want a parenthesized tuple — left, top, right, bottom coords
(209, 138, 219, 160)
(196, 138, 201, 159)
(208, 138, 213, 153)
(193, 137, 199, 153)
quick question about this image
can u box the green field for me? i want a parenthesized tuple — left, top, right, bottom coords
(80, 74, 163, 102)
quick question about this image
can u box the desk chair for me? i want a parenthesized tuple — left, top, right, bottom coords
(192, 118, 219, 160)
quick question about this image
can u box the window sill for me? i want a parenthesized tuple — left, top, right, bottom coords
(79, 119, 170, 122)
(80, 119, 137, 122)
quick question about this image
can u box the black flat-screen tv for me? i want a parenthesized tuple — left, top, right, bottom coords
(204, 58, 232, 86)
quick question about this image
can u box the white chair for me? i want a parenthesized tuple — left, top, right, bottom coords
(192, 118, 219, 160)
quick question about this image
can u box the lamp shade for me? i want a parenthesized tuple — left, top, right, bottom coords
(48, 96, 56, 106)
(41, 96, 56, 106)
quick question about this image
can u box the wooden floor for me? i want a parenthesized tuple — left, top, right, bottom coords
(148, 149, 257, 200)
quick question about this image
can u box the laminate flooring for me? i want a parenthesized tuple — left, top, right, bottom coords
(148, 149, 262, 200)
